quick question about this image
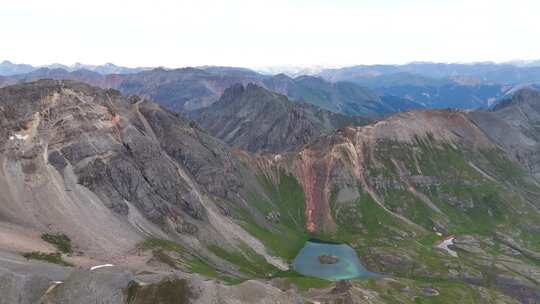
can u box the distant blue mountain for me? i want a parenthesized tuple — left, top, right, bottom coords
(0, 60, 149, 76)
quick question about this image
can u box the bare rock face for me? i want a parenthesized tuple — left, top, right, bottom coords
(0, 81, 206, 239)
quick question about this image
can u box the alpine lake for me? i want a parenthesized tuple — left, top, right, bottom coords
(292, 239, 379, 281)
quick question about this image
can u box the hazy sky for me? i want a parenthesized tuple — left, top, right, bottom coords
(2, 0, 539, 68)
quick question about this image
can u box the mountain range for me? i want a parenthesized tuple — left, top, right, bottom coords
(0, 66, 420, 116)
(319, 63, 540, 109)
(1, 79, 540, 303)
(3, 60, 540, 116)
(320, 62, 540, 84)
(0, 60, 149, 76)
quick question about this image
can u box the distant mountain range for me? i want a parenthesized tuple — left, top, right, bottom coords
(2, 60, 540, 117)
(318, 62, 540, 109)
(0, 60, 149, 76)
(320, 62, 540, 83)
(0, 66, 422, 117)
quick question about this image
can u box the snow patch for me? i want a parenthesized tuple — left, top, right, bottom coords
(9, 134, 28, 140)
(90, 264, 114, 270)
(437, 236, 458, 257)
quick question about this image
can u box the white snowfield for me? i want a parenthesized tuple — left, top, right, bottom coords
(90, 264, 114, 271)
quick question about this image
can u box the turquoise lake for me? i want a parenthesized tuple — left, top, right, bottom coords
(292, 240, 379, 281)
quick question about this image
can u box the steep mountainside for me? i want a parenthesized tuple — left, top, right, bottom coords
(1, 81, 539, 303)
(245, 108, 540, 302)
(192, 84, 368, 153)
(0, 80, 306, 303)
(1, 80, 264, 251)
(469, 87, 540, 178)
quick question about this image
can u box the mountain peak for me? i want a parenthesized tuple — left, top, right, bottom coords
(220, 83, 272, 104)
(245, 82, 264, 91)
(194, 84, 366, 152)
(220, 83, 246, 101)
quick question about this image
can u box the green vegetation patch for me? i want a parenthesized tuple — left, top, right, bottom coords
(354, 194, 407, 239)
(239, 218, 308, 262)
(275, 270, 332, 290)
(382, 188, 437, 231)
(137, 238, 241, 284)
(41, 233, 73, 254)
(236, 171, 309, 261)
(21, 251, 73, 266)
(208, 244, 279, 277)
(126, 279, 192, 304)
(429, 183, 508, 235)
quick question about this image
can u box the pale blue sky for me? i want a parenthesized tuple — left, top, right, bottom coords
(1, 0, 539, 68)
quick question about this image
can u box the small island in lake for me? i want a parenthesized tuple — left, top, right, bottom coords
(318, 254, 339, 264)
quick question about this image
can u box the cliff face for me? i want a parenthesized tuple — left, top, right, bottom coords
(192, 83, 368, 153)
